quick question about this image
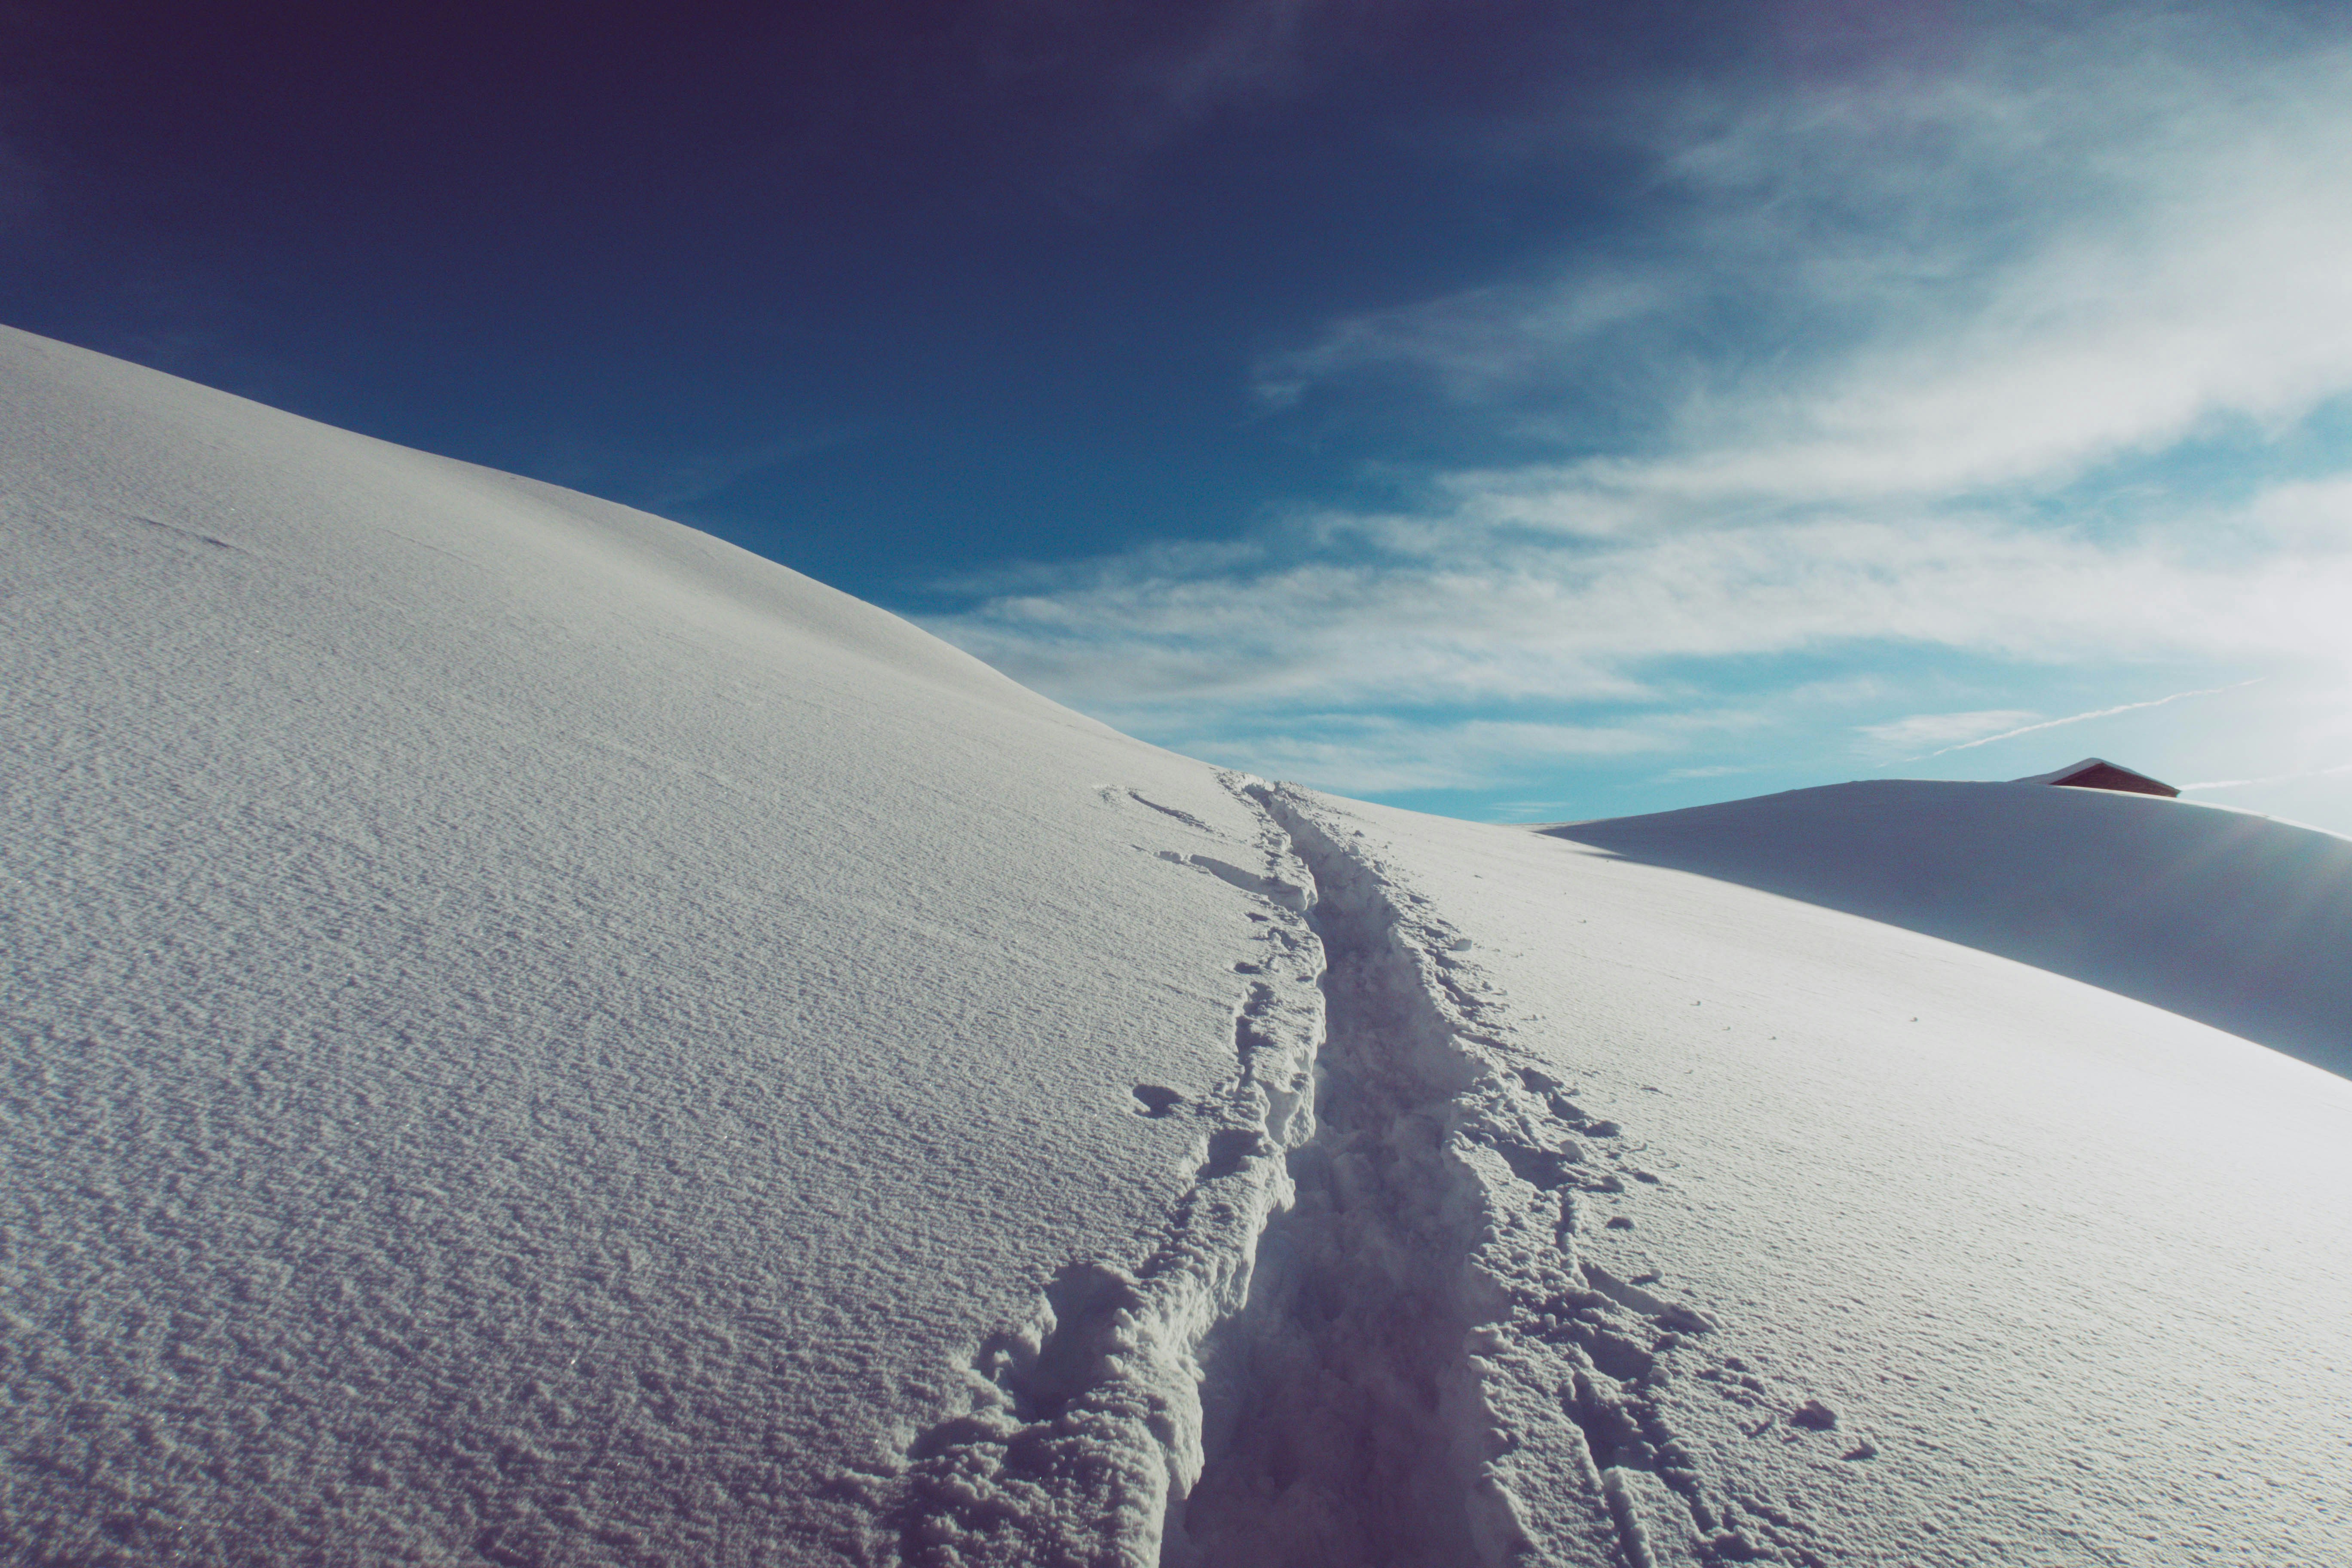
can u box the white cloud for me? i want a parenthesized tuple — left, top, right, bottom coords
(649, 429, 856, 508)
(1133, 703, 1796, 796)
(1163, 717, 1672, 795)
(937, 506, 2352, 722)
(1275, 29, 2352, 507)
(1659, 764, 1767, 781)
(926, 12, 2352, 792)
(1254, 272, 1677, 409)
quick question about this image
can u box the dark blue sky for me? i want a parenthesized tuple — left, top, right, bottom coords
(4, 0, 1737, 586)
(9, 2, 2351, 830)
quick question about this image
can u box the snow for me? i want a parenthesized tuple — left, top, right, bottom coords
(1292, 794, 2352, 1567)
(6, 323, 2350, 1566)
(1543, 779, 2352, 1078)
(0, 325, 1315, 1564)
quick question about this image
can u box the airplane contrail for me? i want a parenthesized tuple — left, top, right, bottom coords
(1917, 678, 2261, 760)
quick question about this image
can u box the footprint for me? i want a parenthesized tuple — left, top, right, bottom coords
(1132, 1085, 1184, 1118)
(1491, 1139, 1583, 1191)
(1197, 1128, 1269, 1179)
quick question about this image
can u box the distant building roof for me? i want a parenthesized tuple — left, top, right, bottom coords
(2009, 757, 2180, 798)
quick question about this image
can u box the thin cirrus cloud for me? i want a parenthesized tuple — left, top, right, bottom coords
(1148, 716, 1678, 797)
(1250, 272, 1677, 411)
(927, 14, 2352, 800)
(2182, 761, 2352, 793)
(940, 508, 2349, 744)
(1332, 34, 2352, 514)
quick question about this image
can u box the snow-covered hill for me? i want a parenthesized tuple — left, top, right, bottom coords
(5, 325, 2349, 1567)
(1292, 799, 2352, 1568)
(0, 325, 1321, 1565)
(1544, 780, 2352, 1078)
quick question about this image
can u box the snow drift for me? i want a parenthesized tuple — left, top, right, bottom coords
(5, 324, 2349, 1567)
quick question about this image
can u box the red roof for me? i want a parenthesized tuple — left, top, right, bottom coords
(2009, 757, 2180, 798)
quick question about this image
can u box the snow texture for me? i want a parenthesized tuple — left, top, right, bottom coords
(1299, 796, 2352, 1567)
(6, 324, 2352, 1565)
(0, 325, 1308, 1564)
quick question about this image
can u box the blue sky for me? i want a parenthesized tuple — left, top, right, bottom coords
(7, 1, 2349, 831)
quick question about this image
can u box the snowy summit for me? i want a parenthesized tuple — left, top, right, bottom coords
(4, 326, 2350, 1566)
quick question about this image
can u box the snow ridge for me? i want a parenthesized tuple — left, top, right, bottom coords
(887, 793, 1326, 1567)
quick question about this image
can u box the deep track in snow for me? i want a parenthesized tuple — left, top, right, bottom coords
(888, 780, 1842, 1568)
(1170, 787, 1844, 1568)
(1160, 788, 1501, 1568)
(886, 787, 1326, 1568)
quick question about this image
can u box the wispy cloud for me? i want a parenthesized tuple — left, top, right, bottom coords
(1269, 27, 2352, 506)
(1253, 271, 1678, 410)
(2180, 762, 2352, 793)
(938, 506, 2346, 725)
(964, 0, 1334, 197)
(1161, 716, 1671, 795)
(926, 10, 2352, 802)
(1659, 763, 1767, 781)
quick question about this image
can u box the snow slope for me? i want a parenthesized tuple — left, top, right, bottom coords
(7, 325, 2351, 1566)
(1244, 795, 2352, 1567)
(1541, 781, 2352, 1078)
(0, 326, 1329, 1565)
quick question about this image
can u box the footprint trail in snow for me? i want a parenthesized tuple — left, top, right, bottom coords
(891, 780, 1842, 1568)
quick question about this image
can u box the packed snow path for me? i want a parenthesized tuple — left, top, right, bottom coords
(886, 790, 1325, 1568)
(1167, 787, 1505, 1568)
(897, 780, 1867, 1566)
(1293, 796, 2352, 1568)
(906, 778, 2352, 1567)
(1169, 788, 1851, 1568)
